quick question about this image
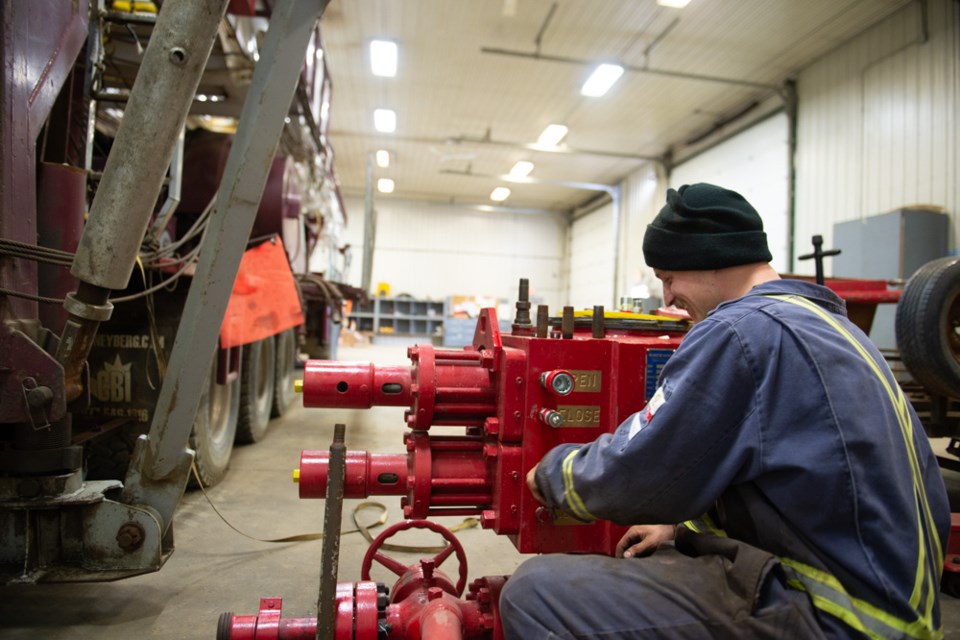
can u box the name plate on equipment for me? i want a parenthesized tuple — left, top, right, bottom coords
(567, 370, 601, 392)
(556, 405, 601, 427)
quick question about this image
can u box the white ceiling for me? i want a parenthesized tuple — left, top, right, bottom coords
(318, 0, 910, 213)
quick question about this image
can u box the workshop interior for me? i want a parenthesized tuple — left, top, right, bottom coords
(2, 0, 960, 638)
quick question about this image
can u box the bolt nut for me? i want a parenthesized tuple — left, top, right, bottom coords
(480, 510, 496, 528)
(427, 587, 443, 601)
(539, 409, 564, 428)
(116, 521, 146, 552)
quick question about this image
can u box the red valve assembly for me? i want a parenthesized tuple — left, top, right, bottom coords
(220, 280, 689, 639)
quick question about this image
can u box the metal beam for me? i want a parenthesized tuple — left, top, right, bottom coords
(330, 129, 660, 162)
(440, 169, 615, 194)
(480, 47, 782, 92)
(130, 0, 331, 490)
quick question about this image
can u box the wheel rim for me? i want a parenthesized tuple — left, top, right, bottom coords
(277, 330, 296, 393)
(256, 341, 272, 414)
(209, 371, 232, 444)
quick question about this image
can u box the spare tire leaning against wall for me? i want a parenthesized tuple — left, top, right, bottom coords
(895, 256, 960, 399)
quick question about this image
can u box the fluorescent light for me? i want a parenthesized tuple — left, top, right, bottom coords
(537, 124, 568, 146)
(509, 161, 534, 177)
(657, 0, 691, 7)
(374, 108, 396, 132)
(376, 149, 390, 168)
(490, 187, 511, 202)
(581, 64, 624, 97)
(377, 178, 395, 193)
(370, 40, 398, 77)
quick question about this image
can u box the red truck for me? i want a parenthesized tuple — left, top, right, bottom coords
(1, 0, 353, 582)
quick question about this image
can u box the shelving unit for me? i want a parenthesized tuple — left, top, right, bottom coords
(349, 297, 445, 337)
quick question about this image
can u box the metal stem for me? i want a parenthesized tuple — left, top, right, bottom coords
(317, 423, 347, 640)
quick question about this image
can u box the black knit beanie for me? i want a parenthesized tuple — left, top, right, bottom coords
(642, 183, 772, 271)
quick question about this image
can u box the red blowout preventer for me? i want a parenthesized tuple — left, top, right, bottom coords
(222, 283, 692, 639)
(297, 299, 688, 556)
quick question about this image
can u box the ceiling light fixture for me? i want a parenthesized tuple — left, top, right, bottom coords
(657, 0, 692, 8)
(537, 124, 568, 147)
(581, 63, 624, 97)
(376, 149, 390, 168)
(490, 187, 511, 202)
(370, 40, 398, 77)
(374, 108, 396, 133)
(377, 178, 395, 193)
(510, 161, 534, 177)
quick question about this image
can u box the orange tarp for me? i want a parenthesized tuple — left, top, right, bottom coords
(220, 238, 304, 348)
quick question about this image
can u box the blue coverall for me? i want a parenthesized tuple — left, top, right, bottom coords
(501, 279, 950, 639)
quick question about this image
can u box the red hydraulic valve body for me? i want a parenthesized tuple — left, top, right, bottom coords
(299, 308, 687, 555)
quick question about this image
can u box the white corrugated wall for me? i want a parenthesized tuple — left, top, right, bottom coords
(335, 197, 567, 308)
(617, 165, 667, 306)
(607, 112, 790, 310)
(670, 113, 791, 274)
(794, 0, 960, 273)
(567, 200, 616, 310)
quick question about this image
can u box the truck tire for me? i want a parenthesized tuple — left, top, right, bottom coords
(189, 358, 240, 487)
(272, 328, 298, 417)
(895, 256, 960, 398)
(235, 338, 276, 444)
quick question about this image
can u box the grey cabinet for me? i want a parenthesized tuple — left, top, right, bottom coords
(833, 208, 949, 348)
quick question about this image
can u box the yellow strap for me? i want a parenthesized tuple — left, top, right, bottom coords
(191, 462, 477, 549)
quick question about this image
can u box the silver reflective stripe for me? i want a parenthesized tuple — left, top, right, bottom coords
(781, 560, 942, 640)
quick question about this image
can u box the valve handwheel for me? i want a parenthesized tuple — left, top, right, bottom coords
(360, 519, 469, 596)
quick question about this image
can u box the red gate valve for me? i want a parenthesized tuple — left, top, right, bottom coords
(361, 519, 469, 598)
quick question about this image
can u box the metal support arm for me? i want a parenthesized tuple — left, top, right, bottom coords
(122, 0, 332, 528)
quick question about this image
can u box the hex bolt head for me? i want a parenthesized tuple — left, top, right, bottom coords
(539, 409, 564, 428)
(116, 522, 146, 552)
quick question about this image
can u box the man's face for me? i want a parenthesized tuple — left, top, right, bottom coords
(653, 268, 724, 323)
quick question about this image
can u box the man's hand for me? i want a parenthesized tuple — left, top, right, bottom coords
(615, 524, 677, 558)
(526, 463, 547, 505)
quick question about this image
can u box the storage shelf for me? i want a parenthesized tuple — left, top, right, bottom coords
(349, 297, 444, 336)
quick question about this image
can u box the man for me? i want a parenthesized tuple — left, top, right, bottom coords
(500, 183, 950, 639)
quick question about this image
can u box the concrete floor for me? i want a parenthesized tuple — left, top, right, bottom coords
(1, 340, 959, 638)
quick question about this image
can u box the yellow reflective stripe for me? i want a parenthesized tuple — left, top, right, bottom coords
(767, 294, 942, 635)
(681, 519, 702, 533)
(701, 512, 727, 537)
(561, 449, 596, 522)
(769, 295, 944, 570)
(681, 513, 727, 537)
(782, 559, 943, 640)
